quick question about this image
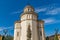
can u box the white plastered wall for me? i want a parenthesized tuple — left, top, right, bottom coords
(14, 22, 21, 40)
(20, 20, 39, 40)
(39, 22, 45, 40)
(20, 14, 39, 40)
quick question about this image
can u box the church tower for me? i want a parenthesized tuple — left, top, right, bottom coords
(14, 5, 45, 40)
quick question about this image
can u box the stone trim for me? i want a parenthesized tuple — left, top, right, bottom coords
(20, 12, 37, 17)
(21, 19, 37, 22)
(37, 20, 44, 24)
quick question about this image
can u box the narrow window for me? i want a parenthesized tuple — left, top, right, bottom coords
(17, 32, 19, 37)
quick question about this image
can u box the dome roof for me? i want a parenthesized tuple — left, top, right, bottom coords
(24, 5, 34, 13)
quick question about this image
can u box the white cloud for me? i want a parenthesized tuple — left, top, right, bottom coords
(43, 18, 55, 24)
(43, 18, 60, 25)
(35, 8, 47, 13)
(46, 8, 60, 15)
(0, 28, 3, 31)
(11, 10, 23, 15)
(10, 4, 60, 15)
(0, 26, 13, 32)
(35, 3, 60, 15)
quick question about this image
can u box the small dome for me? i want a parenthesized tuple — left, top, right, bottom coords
(24, 5, 34, 13)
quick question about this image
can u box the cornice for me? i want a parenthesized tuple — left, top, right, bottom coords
(15, 20, 21, 24)
(21, 19, 37, 22)
(37, 20, 44, 24)
(20, 12, 37, 17)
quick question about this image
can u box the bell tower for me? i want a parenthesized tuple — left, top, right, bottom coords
(14, 5, 45, 40)
(20, 5, 39, 40)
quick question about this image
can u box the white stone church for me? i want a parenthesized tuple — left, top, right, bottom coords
(14, 5, 45, 40)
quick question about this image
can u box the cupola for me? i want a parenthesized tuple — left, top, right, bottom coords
(24, 5, 34, 13)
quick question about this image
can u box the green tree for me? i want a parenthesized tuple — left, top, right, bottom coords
(2, 29, 13, 40)
(2, 29, 8, 40)
(2, 36, 5, 40)
(46, 36, 49, 40)
(6, 35, 13, 40)
(54, 29, 59, 40)
(2, 35, 13, 40)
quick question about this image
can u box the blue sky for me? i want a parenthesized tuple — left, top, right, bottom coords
(0, 0, 60, 36)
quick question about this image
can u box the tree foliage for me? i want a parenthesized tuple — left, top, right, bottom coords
(2, 29, 13, 40)
(46, 36, 49, 40)
(2, 35, 13, 40)
(54, 29, 59, 40)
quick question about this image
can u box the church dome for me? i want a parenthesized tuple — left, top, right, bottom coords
(24, 5, 34, 13)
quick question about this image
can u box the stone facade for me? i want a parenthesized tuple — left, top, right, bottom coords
(14, 5, 45, 40)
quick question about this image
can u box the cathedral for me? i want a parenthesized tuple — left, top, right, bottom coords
(14, 5, 45, 40)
